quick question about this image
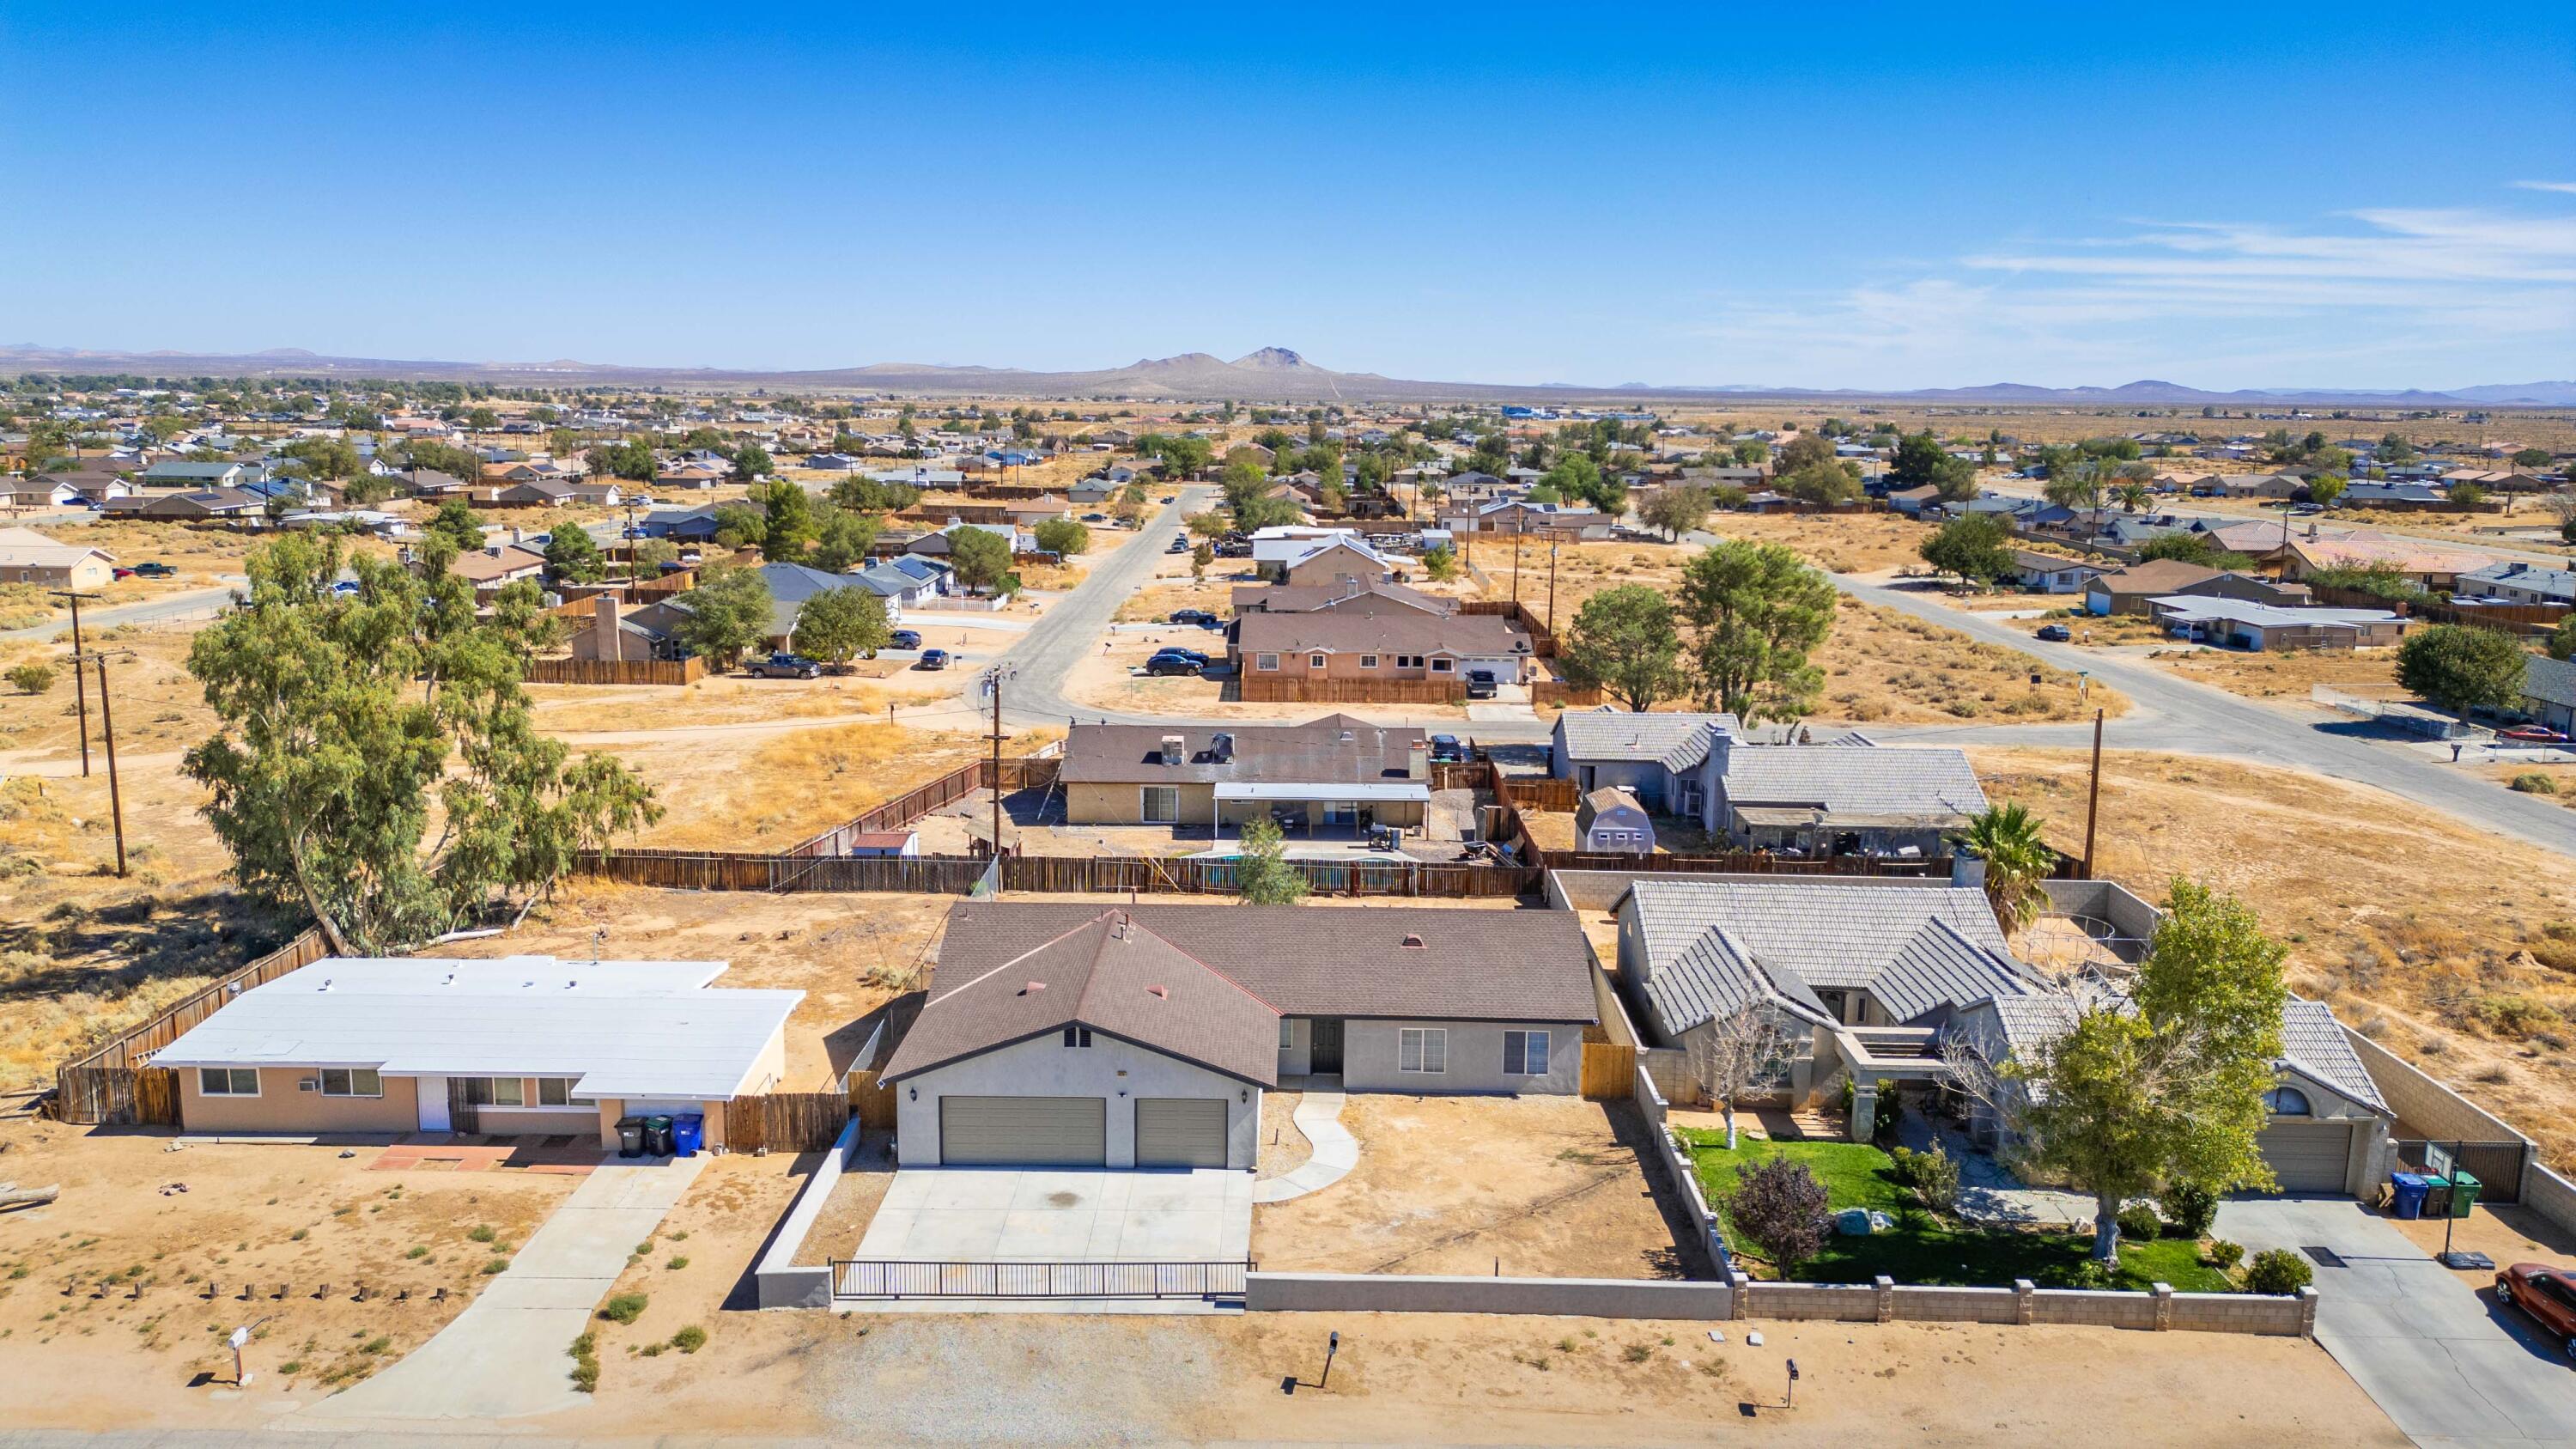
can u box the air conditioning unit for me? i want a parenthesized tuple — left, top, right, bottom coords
(298, 1077, 319, 1092)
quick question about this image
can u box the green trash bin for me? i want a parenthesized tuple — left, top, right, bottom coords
(2450, 1168, 2482, 1218)
(2421, 1173, 2451, 1216)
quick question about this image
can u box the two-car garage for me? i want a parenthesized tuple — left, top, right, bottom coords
(2257, 1118, 2365, 1195)
(935, 1096, 1230, 1169)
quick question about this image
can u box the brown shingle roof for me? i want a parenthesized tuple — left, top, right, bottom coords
(1236, 606, 1526, 658)
(1232, 581, 1449, 616)
(881, 910, 1280, 1086)
(2090, 559, 2221, 594)
(927, 901, 1598, 1025)
(1060, 715, 1423, 787)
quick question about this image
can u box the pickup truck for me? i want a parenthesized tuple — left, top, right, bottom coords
(132, 562, 176, 578)
(744, 652, 823, 679)
(1464, 669, 1500, 700)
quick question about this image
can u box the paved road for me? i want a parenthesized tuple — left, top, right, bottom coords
(2219, 1196, 2576, 1448)
(301, 1157, 703, 1424)
(984, 487, 1216, 727)
(2, 581, 244, 642)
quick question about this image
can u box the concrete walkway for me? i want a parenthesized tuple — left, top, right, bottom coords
(2218, 1195, 2576, 1448)
(1253, 1082, 1356, 1203)
(301, 1157, 703, 1423)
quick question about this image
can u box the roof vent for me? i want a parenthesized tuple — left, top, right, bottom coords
(318, 977, 332, 991)
(1340, 730, 1356, 743)
(1401, 934, 1425, 949)
(1146, 984, 1169, 999)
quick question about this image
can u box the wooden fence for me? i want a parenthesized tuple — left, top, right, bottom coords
(847, 1071, 900, 1129)
(526, 656, 706, 686)
(1529, 679, 1603, 708)
(1236, 674, 1467, 704)
(1459, 599, 1558, 658)
(52, 926, 331, 1125)
(1499, 774, 1581, 813)
(1580, 1042, 1637, 1100)
(781, 753, 1063, 857)
(722, 1091, 852, 1154)
(577, 848, 1542, 898)
(1541, 849, 1950, 877)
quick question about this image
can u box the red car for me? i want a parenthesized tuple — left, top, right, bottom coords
(2499, 726, 2571, 745)
(2494, 1263, 2576, 1360)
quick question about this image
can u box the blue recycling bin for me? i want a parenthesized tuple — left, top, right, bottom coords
(2390, 1172, 2429, 1220)
(672, 1112, 704, 1159)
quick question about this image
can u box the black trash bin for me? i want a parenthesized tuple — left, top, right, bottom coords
(644, 1114, 675, 1156)
(616, 1117, 644, 1159)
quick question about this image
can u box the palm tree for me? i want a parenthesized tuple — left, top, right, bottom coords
(2113, 481, 2152, 514)
(1955, 803, 2054, 928)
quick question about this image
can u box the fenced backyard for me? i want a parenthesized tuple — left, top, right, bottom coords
(52, 926, 331, 1126)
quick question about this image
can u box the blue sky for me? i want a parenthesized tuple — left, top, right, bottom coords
(3, 3, 2571, 390)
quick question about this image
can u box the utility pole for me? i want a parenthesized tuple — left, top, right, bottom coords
(92, 651, 130, 878)
(1510, 520, 1523, 603)
(2080, 707, 2104, 880)
(1546, 539, 1560, 636)
(981, 665, 1016, 861)
(50, 589, 98, 776)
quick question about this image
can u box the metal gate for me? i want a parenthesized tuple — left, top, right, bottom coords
(829, 1258, 1252, 1300)
(2393, 1139, 2528, 1203)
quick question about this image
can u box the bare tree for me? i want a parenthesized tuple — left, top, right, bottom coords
(1686, 1002, 1799, 1149)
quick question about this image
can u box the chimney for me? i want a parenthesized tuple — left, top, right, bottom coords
(1161, 734, 1187, 765)
(593, 594, 623, 660)
(1407, 740, 1429, 780)
(1952, 854, 1989, 892)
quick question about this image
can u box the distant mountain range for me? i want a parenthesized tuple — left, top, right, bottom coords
(3, 343, 2568, 408)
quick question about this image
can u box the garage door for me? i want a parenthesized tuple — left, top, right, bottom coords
(2257, 1121, 2354, 1193)
(1134, 1098, 1229, 1168)
(937, 1096, 1107, 1166)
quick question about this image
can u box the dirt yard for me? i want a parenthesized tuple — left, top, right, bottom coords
(1114, 573, 1252, 624)
(0, 1124, 577, 1398)
(1256, 1088, 1312, 1181)
(1253, 1094, 1687, 1279)
(1060, 630, 1473, 722)
(1971, 746, 2576, 1165)
(2153, 644, 2402, 703)
(1815, 597, 2124, 725)
(788, 1129, 898, 1266)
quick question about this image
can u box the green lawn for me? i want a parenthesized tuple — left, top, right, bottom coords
(1681, 1130, 2231, 1293)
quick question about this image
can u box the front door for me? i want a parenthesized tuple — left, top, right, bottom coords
(416, 1075, 450, 1132)
(1310, 1018, 1345, 1075)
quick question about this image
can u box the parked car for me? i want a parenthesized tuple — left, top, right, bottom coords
(1464, 669, 1499, 700)
(1080, 512, 1109, 522)
(132, 561, 175, 578)
(1428, 734, 1467, 764)
(2494, 1263, 2576, 1361)
(1167, 537, 1189, 553)
(112, 566, 137, 580)
(2499, 724, 2570, 745)
(1168, 609, 1218, 627)
(1151, 647, 1212, 665)
(1143, 654, 1205, 677)
(745, 651, 822, 679)
(2034, 624, 2072, 642)
(915, 648, 951, 670)
(889, 630, 923, 650)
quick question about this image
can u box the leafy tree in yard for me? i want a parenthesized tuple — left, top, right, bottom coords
(586, 436, 658, 483)
(2512, 447, 2552, 471)
(2395, 624, 2526, 722)
(1234, 818, 1307, 904)
(1640, 484, 1713, 539)
(671, 561, 777, 668)
(2305, 474, 2348, 508)
(1234, 493, 1304, 532)
(401, 440, 483, 483)
(1674, 539, 1836, 724)
(1727, 1156, 1831, 1274)
(543, 525, 606, 584)
(710, 502, 769, 553)
(2131, 533, 2249, 569)
(7, 662, 55, 695)
(2042, 455, 2117, 513)
(1561, 584, 1686, 712)
(1419, 544, 1458, 582)
(2306, 561, 2427, 604)
(2450, 482, 2490, 508)
(1730, 437, 1770, 469)
(1954, 802, 2055, 928)
(1774, 433, 1837, 476)
(1966, 880, 2287, 1260)
(829, 476, 918, 514)
(183, 533, 659, 956)
(2548, 615, 2576, 663)
(789, 586, 890, 667)
(1032, 518, 1091, 557)
(280, 435, 363, 482)
(808, 510, 881, 574)
(1777, 459, 1862, 506)
(1917, 514, 2018, 587)
(732, 442, 774, 480)
(946, 526, 1018, 597)
(425, 499, 484, 552)
(749, 480, 814, 556)
(1185, 510, 1229, 542)
(1189, 540, 1212, 581)
(1890, 430, 1975, 500)
(2112, 481, 2152, 513)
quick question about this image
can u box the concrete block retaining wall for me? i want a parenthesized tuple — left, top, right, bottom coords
(751, 1117, 860, 1309)
(2524, 1163, 2576, 1239)
(1888, 1284, 2020, 1324)
(1247, 1273, 1735, 1318)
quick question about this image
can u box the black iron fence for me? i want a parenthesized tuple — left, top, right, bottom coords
(829, 1258, 1253, 1300)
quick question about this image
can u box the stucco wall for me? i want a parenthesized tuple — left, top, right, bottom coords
(1063, 780, 1216, 826)
(895, 1032, 1259, 1168)
(1278, 1017, 1312, 1077)
(1340, 1019, 1583, 1094)
(731, 1024, 792, 1097)
(178, 1067, 420, 1135)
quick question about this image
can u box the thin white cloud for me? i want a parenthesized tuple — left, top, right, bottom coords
(2512, 180, 2576, 194)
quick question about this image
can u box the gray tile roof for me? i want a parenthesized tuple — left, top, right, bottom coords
(1640, 925, 1833, 1036)
(2281, 999, 2388, 1114)
(930, 901, 1596, 1026)
(2524, 654, 2576, 711)
(881, 911, 1280, 1087)
(1718, 745, 1989, 824)
(1626, 880, 2025, 1029)
(1553, 709, 1740, 771)
(1978, 993, 2081, 1054)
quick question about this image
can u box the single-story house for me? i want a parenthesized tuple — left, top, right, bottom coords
(880, 902, 1596, 1167)
(447, 543, 548, 597)
(1575, 787, 1655, 855)
(1233, 606, 1533, 686)
(150, 954, 800, 1150)
(1278, 535, 1397, 588)
(749, 560, 890, 644)
(1706, 739, 1987, 856)
(2145, 596, 2409, 650)
(1057, 715, 1431, 832)
(2084, 560, 2225, 615)
(2009, 551, 2108, 594)
(639, 505, 726, 542)
(2283, 537, 2488, 591)
(1, 476, 85, 510)
(2524, 654, 2576, 735)
(1233, 581, 1448, 618)
(0, 526, 114, 588)
(1550, 708, 1740, 815)
(2458, 561, 2576, 607)
(137, 460, 264, 490)
(101, 487, 265, 521)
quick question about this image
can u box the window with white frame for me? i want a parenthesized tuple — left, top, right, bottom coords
(1358, 654, 1379, 669)
(489, 1075, 526, 1106)
(1504, 1030, 1551, 1076)
(536, 1077, 580, 1107)
(1279, 1019, 1296, 1050)
(319, 1068, 382, 1098)
(1140, 785, 1179, 824)
(1062, 1026, 1094, 1049)
(1399, 1027, 1447, 1074)
(1309, 654, 1327, 669)
(1255, 653, 1279, 672)
(1430, 657, 1454, 673)
(198, 1067, 258, 1096)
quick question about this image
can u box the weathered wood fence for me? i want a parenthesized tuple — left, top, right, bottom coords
(1235, 674, 1467, 704)
(526, 655, 706, 686)
(782, 752, 1064, 857)
(722, 1091, 853, 1154)
(580, 849, 1543, 898)
(52, 926, 331, 1125)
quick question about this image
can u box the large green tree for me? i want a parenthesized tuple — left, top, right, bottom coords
(1234, 818, 1308, 905)
(1674, 539, 1836, 723)
(1917, 514, 2018, 587)
(1640, 484, 1713, 540)
(789, 585, 891, 667)
(1560, 584, 1686, 712)
(2395, 624, 2526, 721)
(673, 560, 778, 667)
(1994, 880, 2287, 1259)
(1032, 517, 1091, 557)
(543, 524, 606, 584)
(947, 526, 1019, 596)
(809, 509, 882, 573)
(1890, 431, 1975, 501)
(183, 534, 659, 956)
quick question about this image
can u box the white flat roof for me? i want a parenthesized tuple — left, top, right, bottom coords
(1212, 782, 1431, 802)
(150, 955, 800, 1101)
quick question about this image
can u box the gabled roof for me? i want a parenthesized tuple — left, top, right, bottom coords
(1718, 745, 1988, 825)
(2280, 999, 2388, 1114)
(2523, 654, 2576, 710)
(880, 910, 1279, 1087)
(1640, 922, 1834, 1034)
(2090, 559, 2223, 594)
(1625, 879, 2026, 1026)
(1553, 708, 1740, 772)
(1059, 715, 1422, 787)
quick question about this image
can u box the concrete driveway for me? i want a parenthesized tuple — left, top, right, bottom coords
(300, 1156, 703, 1423)
(855, 1166, 1251, 1263)
(2218, 1196, 2576, 1448)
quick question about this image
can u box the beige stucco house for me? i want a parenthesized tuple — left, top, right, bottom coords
(1056, 715, 1432, 833)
